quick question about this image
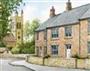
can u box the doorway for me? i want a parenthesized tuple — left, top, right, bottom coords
(65, 44, 71, 58)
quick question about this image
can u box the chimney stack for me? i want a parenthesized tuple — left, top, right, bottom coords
(66, 0, 72, 11)
(50, 6, 56, 17)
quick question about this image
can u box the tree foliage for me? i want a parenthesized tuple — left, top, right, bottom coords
(0, 0, 22, 41)
(24, 19, 40, 41)
(11, 40, 35, 54)
(21, 19, 40, 54)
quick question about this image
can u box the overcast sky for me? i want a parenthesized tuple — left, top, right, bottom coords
(20, 0, 90, 23)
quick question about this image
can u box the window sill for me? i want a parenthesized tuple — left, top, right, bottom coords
(64, 36, 72, 39)
(51, 37, 59, 40)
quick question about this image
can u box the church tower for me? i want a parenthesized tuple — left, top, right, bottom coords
(15, 10, 23, 45)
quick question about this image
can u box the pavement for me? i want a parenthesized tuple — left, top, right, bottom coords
(0, 59, 33, 71)
(10, 60, 90, 71)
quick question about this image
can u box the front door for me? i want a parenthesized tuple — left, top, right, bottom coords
(66, 44, 71, 58)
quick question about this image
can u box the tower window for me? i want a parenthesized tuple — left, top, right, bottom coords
(17, 22, 21, 29)
(18, 36, 20, 39)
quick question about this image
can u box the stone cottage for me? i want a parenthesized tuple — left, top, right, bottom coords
(35, 1, 90, 58)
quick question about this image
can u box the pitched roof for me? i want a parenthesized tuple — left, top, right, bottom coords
(3, 33, 16, 42)
(36, 3, 90, 31)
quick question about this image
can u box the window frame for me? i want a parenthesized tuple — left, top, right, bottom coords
(87, 41, 90, 53)
(51, 45, 58, 55)
(65, 26, 72, 37)
(51, 28, 59, 38)
(88, 19, 90, 35)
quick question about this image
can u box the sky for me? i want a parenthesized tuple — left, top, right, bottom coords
(19, 0, 90, 23)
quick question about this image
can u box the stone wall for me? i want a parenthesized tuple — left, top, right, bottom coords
(46, 24, 80, 58)
(27, 56, 90, 69)
(45, 58, 76, 68)
(27, 56, 43, 65)
(77, 59, 90, 69)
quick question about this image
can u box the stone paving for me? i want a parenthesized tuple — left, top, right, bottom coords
(11, 60, 90, 71)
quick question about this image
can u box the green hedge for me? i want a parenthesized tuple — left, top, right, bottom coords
(11, 46, 20, 54)
(11, 41, 35, 54)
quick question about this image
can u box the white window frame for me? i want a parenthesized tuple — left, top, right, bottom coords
(51, 28, 59, 38)
(65, 26, 72, 37)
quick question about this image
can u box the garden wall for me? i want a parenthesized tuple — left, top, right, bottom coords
(27, 56, 76, 68)
(27, 56, 90, 69)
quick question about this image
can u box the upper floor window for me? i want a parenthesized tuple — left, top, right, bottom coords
(36, 32, 39, 40)
(51, 45, 58, 55)
(51, 28, 59, 38)
(88, 41, 90, 53)
(65, 26, 72, 37)
(88, 19, 90, 34)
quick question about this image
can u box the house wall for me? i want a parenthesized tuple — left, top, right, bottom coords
(35, 19, 90, 58)
(47, 24, 80, 58)
(35, 31, 46, 57)
(80, 19, 89, 58)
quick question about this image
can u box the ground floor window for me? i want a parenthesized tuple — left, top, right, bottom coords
(51, 45, 58, 55)
(88, 42, 90, 53)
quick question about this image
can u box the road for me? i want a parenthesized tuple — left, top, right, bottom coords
(0, 59, 34, 71)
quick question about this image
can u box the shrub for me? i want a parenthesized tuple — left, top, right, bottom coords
(0, 42, 6, 47)
(15, 41, 35, 54)
(21, 46, 35, 54)
(11, 47, 20, 54)
(7, 46, 13, 50)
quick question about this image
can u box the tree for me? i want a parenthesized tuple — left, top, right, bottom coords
(0, 0, 22, 41)
(24, 19, 40, 41)
(13, 19, 40, 54)
(24, 21, 31, 41)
